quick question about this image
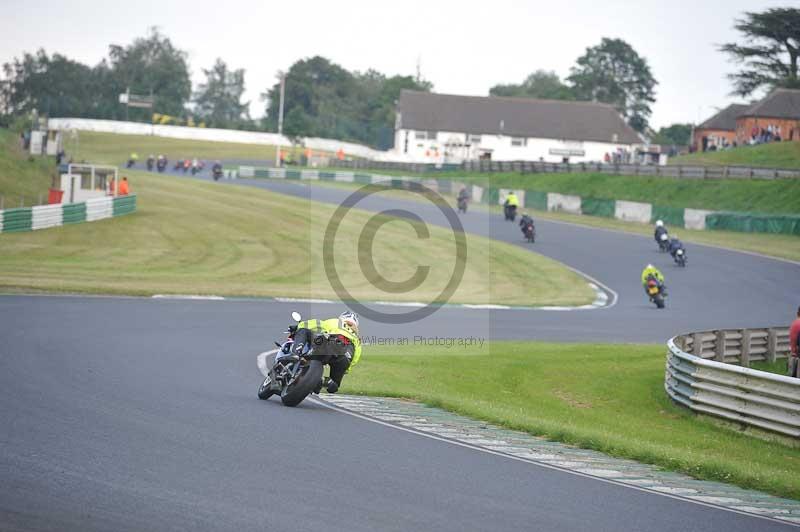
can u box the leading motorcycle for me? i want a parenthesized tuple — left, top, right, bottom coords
(257, 312, 348, 407)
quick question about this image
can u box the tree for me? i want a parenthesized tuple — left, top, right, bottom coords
(567, 38, 657, 132)
(107, 27, 192, 118)
(489, 70, 574, 100)
(720, 8, 800, 96)
(652, 123, 692, 146)
(1, 50, 96, 117)
(194, 58, 249, 128)
(262, 56, 431, 148)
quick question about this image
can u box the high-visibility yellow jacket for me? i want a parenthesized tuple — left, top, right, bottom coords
(641, 266, 664, 286)
(505, 193, 519, 207)
(297, 318, 362, 369)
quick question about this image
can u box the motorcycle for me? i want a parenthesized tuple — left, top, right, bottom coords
(658, 232, 670, 252)
(157, 158, 167, 172)
(146, 158, 155, 171)
(257, 312, 347, 407)
(126, 159, 136, 168)
(504, 204, 517, 222)
(457, 196, 468, 214)
(673, 247, 687, 267)
(212, 166, 224, 181)
(645, 275, 666, 309)
(522, 221, 536, 243)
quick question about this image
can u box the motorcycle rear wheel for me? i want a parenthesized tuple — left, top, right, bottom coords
(654, 294, 665, 309)
(280, 360, 324, 407)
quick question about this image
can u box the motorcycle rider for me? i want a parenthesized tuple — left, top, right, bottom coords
(283, 311, 362, 394)
(641, 263, 666, 295)
(457, 187, 470, 209)
(668, 234, 685, 259)
(504, 191, 520, 220)
(212, 160, 223, 180)
(519, 211, 535, 237)
(654, 220, 668, 245)
(127, 152, 139, 168)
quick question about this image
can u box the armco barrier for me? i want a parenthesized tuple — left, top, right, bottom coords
(665, 327, 800, 438)
(0, 195, 136, 234)
(238, 166, 799, 235)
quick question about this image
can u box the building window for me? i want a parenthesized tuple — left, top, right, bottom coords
(415, 130, 438, 140)
(469, 135, 481, 144)
(511, 137, 527, 147)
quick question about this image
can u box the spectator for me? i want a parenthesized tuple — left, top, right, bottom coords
(119, 177, 130, 196)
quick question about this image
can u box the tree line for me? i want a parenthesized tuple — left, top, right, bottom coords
(1, 7, 797, 148)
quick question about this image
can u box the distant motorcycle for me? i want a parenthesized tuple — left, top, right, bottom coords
(146, 157, 155, 171)
(673, 247, 687, 267)
(258, 312, 350, 407)
(645, 275, 666, 309)
(126, 159, 135, 168)
(212, 164, 223, 181)
(457, 196, 468, 214)
(522, 220, 536, 243)
(157, 157, 167, 173)
(504, 204, 517, 222)
(658, 232, 670, 252)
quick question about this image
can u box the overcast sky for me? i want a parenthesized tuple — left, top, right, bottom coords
(0, 0, 790, 130)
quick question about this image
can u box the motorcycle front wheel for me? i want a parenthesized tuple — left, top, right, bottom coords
(653, 294, 665, 309)
(280, 360, 324, 407)
(257, 376, 275, 400)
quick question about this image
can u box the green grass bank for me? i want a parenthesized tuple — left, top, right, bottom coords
(670, 141, 800, 169)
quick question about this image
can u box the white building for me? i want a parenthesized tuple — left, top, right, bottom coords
(393, 90, 643, 163)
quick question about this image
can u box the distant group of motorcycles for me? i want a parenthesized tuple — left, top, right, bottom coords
(126, 153, 225, 180)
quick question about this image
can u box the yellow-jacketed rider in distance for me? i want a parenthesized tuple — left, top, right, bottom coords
(293, 311, 361, 393)
(504, 191, 520, 207)
(641, 263, 665, 293)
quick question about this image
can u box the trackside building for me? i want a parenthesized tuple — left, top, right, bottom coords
(393, 90, 643, 163)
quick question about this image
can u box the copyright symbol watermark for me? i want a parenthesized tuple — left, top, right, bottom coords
(322, 183, 467, 324)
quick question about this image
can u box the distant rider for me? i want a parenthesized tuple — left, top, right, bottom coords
(286, 311, 362, 394)
(668, 234, 684, 258)
(457, 186, 470, 203)
(654, 220, 668, 245)
(519, 211, 535, 235)
(641, 263, 666, 294)
(504, 191, 520, 220)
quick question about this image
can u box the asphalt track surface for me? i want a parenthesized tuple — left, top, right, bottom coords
(2, 171, 799, 531)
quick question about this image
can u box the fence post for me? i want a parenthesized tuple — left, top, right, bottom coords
(702, 166, 708, 179)
(678, 166, 683, 177)
(715, 330, 726, 362)
(693, 332, 704, 357)
(740, 329, 751, 367)
(767, 329, 778, 363)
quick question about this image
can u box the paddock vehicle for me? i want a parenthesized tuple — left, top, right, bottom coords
(258, 312, 350, 407)
(645, 275, 666, 309)
(674, 247, 687, 267)
(522, 220, 536, 243)
(504, 204, 517, 222)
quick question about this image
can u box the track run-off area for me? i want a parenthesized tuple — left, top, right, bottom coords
(1, 174, 799, 531)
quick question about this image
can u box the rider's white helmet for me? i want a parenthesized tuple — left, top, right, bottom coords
(655, 220, 664, 227)
(646, 263, 654, 270)
(339, 311, 359, 336)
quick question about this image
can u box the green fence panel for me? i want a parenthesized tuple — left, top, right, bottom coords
(113, 195, 137, 216)
(580, 197, 616, 218)
(651, 205, 685, 227)
(62, 203, 86, 224)
(390, 179, 405, 189)
(0, 208, 32, 232)
(485, 188, 500, 205)
(705, 212, 800, 235)
(319, 172, 336, 181)
(254, 169, 270, 178)
(285, 170, 301, 179)
(524, 190, 548, 211)
(355, 173, 372, 184)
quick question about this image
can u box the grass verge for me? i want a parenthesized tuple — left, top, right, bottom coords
(0, 170, 593, 306)
(67, 130, 310, 167)
(345, 341, 800, 500)
(0, 129, 56, 206)
(670, 141, 800, 169)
